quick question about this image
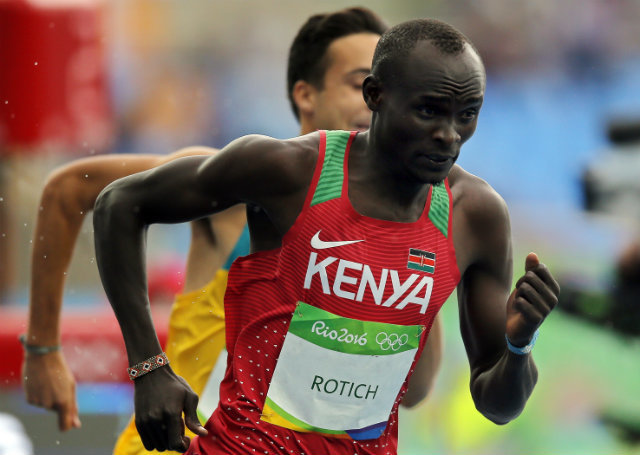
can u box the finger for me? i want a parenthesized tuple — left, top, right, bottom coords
(536, 264, 561, 297)
(516, 275, 559, 314)
(136, 416, 157, 452)
(70, 382, 82, 429)
(149, 415, 170, 452)
(54, 401, 73, 432)
(516, 265, 560, 300)
(525, 252, 539, 272)
(184, 393, 208, 437)
(181, 435, 192, 452)
(521, 255, 561, 297)
(515, 283, 554, 321)
(167, 415, 188, 452)
(512, 296, 545, 326)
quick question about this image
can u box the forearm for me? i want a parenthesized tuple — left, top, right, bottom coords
(470, 349, 538, 424)
(27, 178, 91, 345)
(93, 187, 163, 363)
(93, 157, 219, 362)
(401, 315, 443, 408)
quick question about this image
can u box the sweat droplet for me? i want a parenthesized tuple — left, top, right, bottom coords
(84, 174, 88, 178)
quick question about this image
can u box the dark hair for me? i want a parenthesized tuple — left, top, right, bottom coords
(372, 18, 479, 82)
(287, 7, 388, 119)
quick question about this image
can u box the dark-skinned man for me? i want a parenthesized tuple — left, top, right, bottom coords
(93, 18, 560, 455)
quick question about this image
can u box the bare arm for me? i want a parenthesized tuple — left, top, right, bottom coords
(401, 314, 443, 408)
(23, 146, 217, 431)
(93, 134, 315, 452)
(453, 177, 559, 424)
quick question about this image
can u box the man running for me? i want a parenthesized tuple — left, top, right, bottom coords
(22, 7, 442, 454)
(93, 17, 560, 455)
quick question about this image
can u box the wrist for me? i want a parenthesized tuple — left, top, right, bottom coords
(505, 329, 539, 355)
(127, 352, 170, 381)
(19, 334, 61, 355)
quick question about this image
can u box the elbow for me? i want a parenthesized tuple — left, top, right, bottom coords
(40, 171, 79, 218)
(400, 388, 428, 409)
(470, 390, 517, 425)
(469, 377, 532, 425)
(93, 182, 134, 234)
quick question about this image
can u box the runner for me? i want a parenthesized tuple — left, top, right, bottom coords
(22, 8, 443, 454)
(93, 18, 560, 454)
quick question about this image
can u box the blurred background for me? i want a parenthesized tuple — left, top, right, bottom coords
(1, 0, 639, 454)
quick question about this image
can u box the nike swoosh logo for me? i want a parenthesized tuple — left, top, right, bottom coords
(310, 230, 364, 250)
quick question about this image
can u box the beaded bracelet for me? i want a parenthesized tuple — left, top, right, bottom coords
(127, 353, 170, 381)
(19, 334, 61, 355)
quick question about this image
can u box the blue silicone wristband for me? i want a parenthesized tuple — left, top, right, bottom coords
(505, 329, 539, 355)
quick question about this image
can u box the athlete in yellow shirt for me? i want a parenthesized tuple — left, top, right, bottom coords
(22, 8, 443, 455)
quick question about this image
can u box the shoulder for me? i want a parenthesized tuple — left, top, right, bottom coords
(449, 165, 509, 227)
(448, 165, 511, 273)
(222, 132, 319, 165)
(199, 132, 321, 189)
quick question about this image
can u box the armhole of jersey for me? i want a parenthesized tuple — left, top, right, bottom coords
(281, 130, 327, 245)
(444, 178, 461, 283)
(427, 180, 450, 238)
(339, 130, 358, 199)
(310, 130, 352, 206)
(302, 130, 327, 209)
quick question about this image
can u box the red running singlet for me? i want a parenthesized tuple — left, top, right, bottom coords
(188, 130, 460, 455)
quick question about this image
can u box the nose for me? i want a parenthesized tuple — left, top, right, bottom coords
(432, 123, 461, 147)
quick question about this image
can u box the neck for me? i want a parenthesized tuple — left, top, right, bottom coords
(298, 117, 315, 136)
(351, 131, 431, 222)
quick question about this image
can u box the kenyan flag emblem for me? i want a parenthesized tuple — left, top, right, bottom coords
(407, 249, 435, 274)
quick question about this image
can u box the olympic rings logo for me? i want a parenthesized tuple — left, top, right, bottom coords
(375, 332, 409, 351)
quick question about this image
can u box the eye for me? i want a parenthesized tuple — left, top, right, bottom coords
(459, 108, 478, 123)
(417, 106, 436, 118)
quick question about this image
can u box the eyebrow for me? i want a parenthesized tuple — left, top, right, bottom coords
(344, 68, 371, 77)
(419, 95, 483, 105)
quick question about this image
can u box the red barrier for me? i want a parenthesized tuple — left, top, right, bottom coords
(0, 306, 169, 385)
(0, 0, 112, 152)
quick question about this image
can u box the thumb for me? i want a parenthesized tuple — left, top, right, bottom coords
(184, 393, 208, 437)
(525, 252, 539, 272)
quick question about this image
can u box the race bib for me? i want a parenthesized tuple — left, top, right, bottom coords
(261, 302, 423, 440)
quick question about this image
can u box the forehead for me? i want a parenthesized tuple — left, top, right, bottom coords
(324, 32, 380, 75)
(391, 41, 485, 97)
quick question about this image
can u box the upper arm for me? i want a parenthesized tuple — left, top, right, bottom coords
(98, 134, 316, 228)
(42, 146, 218, 214)
(453, 179, 513, 378)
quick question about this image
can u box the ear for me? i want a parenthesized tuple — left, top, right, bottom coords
(291, 80, 317, 117)
(362, 75, 382, 111)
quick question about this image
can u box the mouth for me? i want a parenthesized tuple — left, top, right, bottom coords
(417, 153, 452, 169)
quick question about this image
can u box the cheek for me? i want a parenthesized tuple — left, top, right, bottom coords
(458, 121, 478, 143)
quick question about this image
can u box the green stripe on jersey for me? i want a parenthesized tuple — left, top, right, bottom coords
(428, 182, 449, 238)
(288, 302, 422, 355)
(310, 131, 351, 206)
